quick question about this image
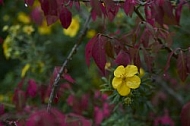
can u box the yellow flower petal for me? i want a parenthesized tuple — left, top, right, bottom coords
(114, 65, 125, 77)
(126, 75, 141, 89)
(63, 16, 80, 37)
(117, 83, 130, 96)
(125, 65, 138, 77)
(112, 77, 122, 89)
(21, 64, 30, 77)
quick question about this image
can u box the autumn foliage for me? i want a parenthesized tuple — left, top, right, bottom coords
(1, 0, 190, 126)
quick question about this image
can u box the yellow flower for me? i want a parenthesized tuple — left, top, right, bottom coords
(139, 68, 145, 78)
(17, 12, 31, 24)
(21, 63, 30, 77)
(3, 15, 10, 21)
(2, 25, 9, 31)
(63, 16, 80, 37)
(86, 29, 96, 38)
(112, 65, 141, 96)
(38, 20, 51, 35)
(23, 25, 34, 35)
(9, 25, 20, 34)
(3, 36, 12, 59)
(105, 62, 111, 70)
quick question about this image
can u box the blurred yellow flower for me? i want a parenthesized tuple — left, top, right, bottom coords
(105, 62, 111, 70)
(112, 65, 141, 96)
(87, 29, 96, 38)
(9, 25, 20, 34)
(3, 15, 10, 21)
(17, 12, 31, 24)
(21, 63, 30, 77)
(23, 25, 34, 35)
(38, 20, 51, 35)
(2, 25, 9, 31)
(139, 68, 145, 78)
(63, 16, 80, 37)
(3, 36, 12, 59)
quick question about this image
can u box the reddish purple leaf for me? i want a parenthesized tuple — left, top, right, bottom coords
(85, 35, 98, 67)
(90, 0, 104, 20)
(25, 0, 34, 6)
(104, 40, 114, 59)
(26, 79, 38, 98)
(145, 5, 155, 26)
(62, 73, 75, 84)
(0, 104, 4, 116)
(175, 1, 186, 24)
(26, 108, 66, 126)
(177, 51, 188, 82)
(0, 0, 4, 5)
(180, 102, 190, 126)
(187, 50, 190, 74)
(92, 35, 107, 75)
(31, 7, 43, 25)
(104, 0, 119, 21)
(13, 89, 26, 111)
(115, 50, 130, 67)
(65, 113, 92, 126)
(164, 50, 174, 73)
(142, 47, 153, 72)
(59, 7, 72, 29)
(123, 0, 136, 16)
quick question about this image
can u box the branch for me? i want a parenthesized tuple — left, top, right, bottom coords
(47, 14, 91, 112)
(152, 75, 184, 107)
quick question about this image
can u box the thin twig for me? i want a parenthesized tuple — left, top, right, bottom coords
(152, 75, 184, 107)
(47, 14, 91, 112)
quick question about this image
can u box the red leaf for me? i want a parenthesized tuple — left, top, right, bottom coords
(175, 1, 186, 24)
(180, 102, 190, 126)
(85, 35, 98, 67)
(164, 51, 174, 73)
(26, 108, 66, 126)
(0, 0, 4, 5)
(0, 104, 4, 116)
(25, 0, 34, 6)
(177, 51, 188, 82)
(142, 47, 153, 72)
(31, 7, 43, 25)
(187, 49, 190, 74)
(114, 50, 130, 67)
(104, 0, 119, 21)
(26, 79, 38, 98)
(92, 35, 106, 75)
(13, 89, 26, 111)
(62, 73, 75, 84)
(59, 7, 72, 29)
(104, 40, 114, 59)
(90, 0, 104, 20)
(123, 0, 136, 16)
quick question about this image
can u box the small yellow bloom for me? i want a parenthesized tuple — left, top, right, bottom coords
(86, 29, 96, 38)
(112, 65, 141, 96)
(17, 12, 31, 24)
(23, 25, 34, 35)
(2, 25, 9, 31)
(3, 15, 10, 21)
(3, 36, 12, 59)
(139, 68, 145, 78)
(38, 20, 51, 35)
(21, 63, 30, 77)
(9, 25, 20, 34)
(63, 16, 80, 37)
(105, 62, 111, 70)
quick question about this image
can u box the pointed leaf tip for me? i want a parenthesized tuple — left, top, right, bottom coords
(59, 7, 72, 29)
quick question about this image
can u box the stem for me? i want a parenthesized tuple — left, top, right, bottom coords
(47, 14, 91, 112)
(152, 75, 184, 107)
